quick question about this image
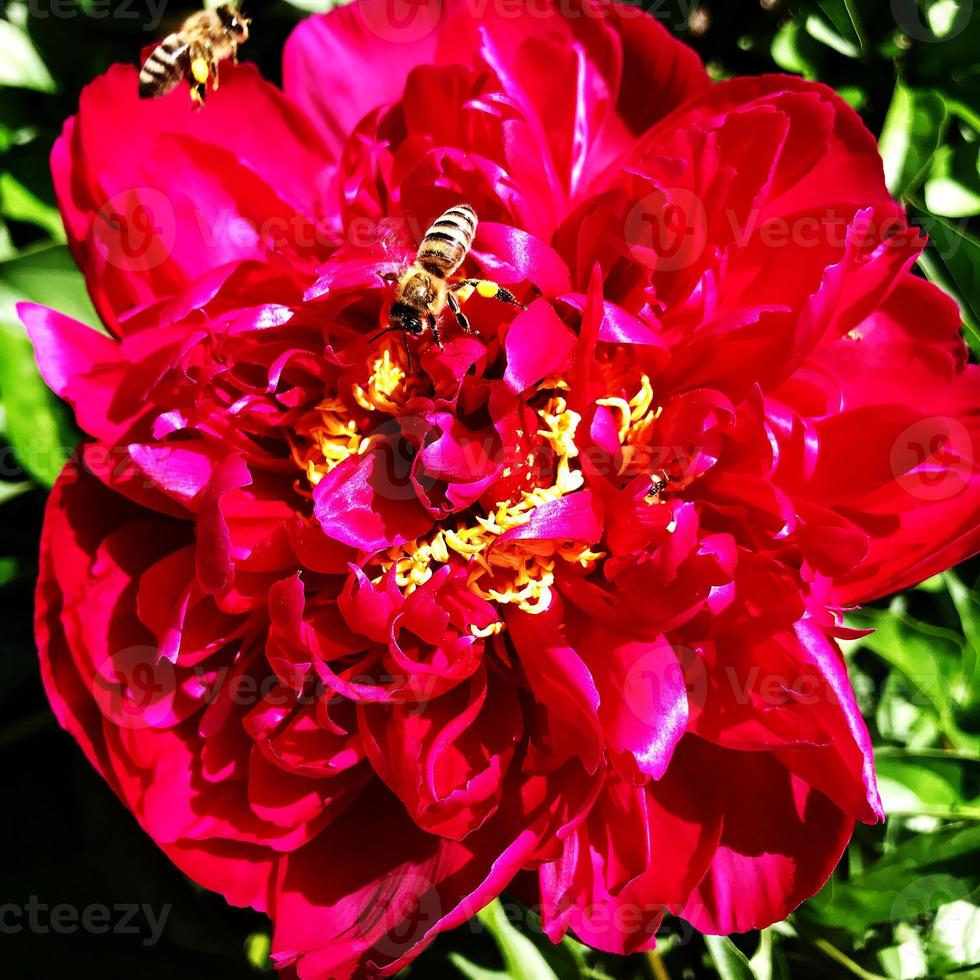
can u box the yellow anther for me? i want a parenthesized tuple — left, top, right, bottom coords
(629, 375, 655, 420)
(371, 380, 600, 614)
(595, 395, 632, 442)
(352, 342, 416, 414)
(290, 399, 365, 486)
(598, 375, 664, 482)
(537, 395, 582, 462)
(293, 342, 418, 488)
(597, 374, 655, 446)
(470, 622, 504, 638)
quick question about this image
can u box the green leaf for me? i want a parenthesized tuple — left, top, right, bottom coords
(243, 931, 273, 972)
(0, 556, 17, 587)
(449, 954, 509, 980)
(812, 0, 868, 54)
(926, 143, 980, 218)
(804, 13, 861, 58)
(912, 207, 980, 354)
(945, 570, 980, 655)
(0, 245, 94, 487)
(0, 216, 15, 261)
(705, 936, 760, 980)
(0, 243, 99, 329)
(772, 21, 819, 79)
(749, 930, 775, 980)
(879, 83, 949, 198)
(0, 21, 57, 93)
(0, 480, 30, 505)
(877, 923, 929, 979)
(850, 606, 976, 751)
(475, 901, 559, 980)
(876, 755, 979, 819)
(803, 825, 980, 933)
(916, 574, 948, 593)
(0, 172, 65, 240)
(927, 0, 969, 40)
(926, 901, 980, 973)
(876, 673, 942, 749)
(875, 822, 980, 873)
(0, 324, 72, 486)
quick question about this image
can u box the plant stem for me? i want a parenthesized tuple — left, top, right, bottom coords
(813, 939, 888, 980)
(646, 950, 671, 980)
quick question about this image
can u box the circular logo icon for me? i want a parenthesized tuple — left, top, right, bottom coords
(91, 645, 177, 730)
(624, 642, 708, 726)
(625, 187, 708, 274)
(93, 187, 176, 273)
(360, 0, 444, 44)
(891, 416, 973, 502)
(890, 0, 972, 42)
(367, 871, 442, 961)
(891, 873, 970, 924)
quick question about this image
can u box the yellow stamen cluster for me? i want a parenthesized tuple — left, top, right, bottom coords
(292, 355, 607, 621)
(290, 398, 369, 488)
(596, 374, 662, 477)
(376, 390, 602, 616)
(352, 346, 419, 414)
(292, 342, 417, 487)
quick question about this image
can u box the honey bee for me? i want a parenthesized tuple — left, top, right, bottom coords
(373, 205, 526, 368)
(139, 4, 250, 108)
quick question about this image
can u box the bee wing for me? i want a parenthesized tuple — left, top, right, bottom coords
(139, 34, 191, 99)
(374, 217, 419, 266)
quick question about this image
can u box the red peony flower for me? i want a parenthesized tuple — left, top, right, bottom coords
(23, 0, 979, 976)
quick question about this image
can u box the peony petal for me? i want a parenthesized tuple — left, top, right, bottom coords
(502, 301, 577, 393)
(312, 446, 433, 553)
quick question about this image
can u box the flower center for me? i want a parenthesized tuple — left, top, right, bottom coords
(289, 343, 420, 489)
(290, 398, 369, 488)
(376, 388, 602, 618)
(290, 351, 665, 621)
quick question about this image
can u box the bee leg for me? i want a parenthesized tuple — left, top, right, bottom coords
(447, 292, 476, 334)
(451, 279, 527, 310)
(190, 82, 207, 109)
(212, 60, 220, 92)
(403, 334, 414, 373)
(369, 325, 404, 344)
(428, 314, 444, 349)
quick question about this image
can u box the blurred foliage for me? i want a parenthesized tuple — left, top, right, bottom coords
(0, 1, 977, 978)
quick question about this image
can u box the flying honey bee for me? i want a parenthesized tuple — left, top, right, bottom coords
(373, 205, 527, 368)
(139, 4, 250, 107)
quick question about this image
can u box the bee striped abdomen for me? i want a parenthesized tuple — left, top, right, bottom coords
(139, 34, 189, 99)
(417, 205, 477, 277)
